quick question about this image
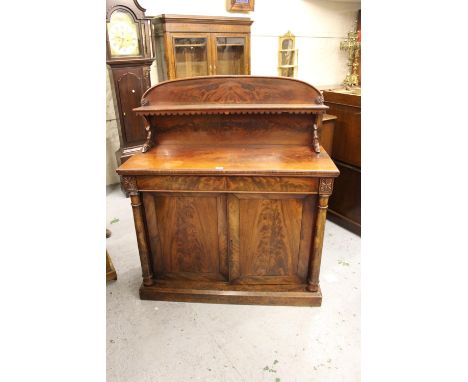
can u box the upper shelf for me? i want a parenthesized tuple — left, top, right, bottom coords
(134, 103, 328, 116)
(134, 76, 328, 116)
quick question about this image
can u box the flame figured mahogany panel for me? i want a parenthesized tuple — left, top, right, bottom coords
(228, 194, 316, 285)
(140, 76, 322, 106)
(154, 114, 314, 146)
(143, 192, 228, 281)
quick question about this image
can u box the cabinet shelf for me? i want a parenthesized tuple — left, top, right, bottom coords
(135, 103, 328, 116)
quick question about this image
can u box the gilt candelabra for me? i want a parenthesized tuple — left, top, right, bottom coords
(340, 18, 361, 88)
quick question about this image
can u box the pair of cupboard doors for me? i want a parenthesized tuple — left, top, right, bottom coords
(142, 189, 317, 286)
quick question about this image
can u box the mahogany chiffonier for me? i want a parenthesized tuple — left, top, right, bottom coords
(116, 76, 339, 306)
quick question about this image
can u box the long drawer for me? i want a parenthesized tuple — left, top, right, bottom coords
(136, 175, 319, 193)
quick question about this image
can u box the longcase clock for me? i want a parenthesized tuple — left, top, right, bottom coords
(106, 0, 154, 166)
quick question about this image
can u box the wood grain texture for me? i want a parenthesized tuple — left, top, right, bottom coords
(307, 194, 329, 292)
(139, 76, 323, 107)
(226, 177, 318, 193)
(137, 176, 318, 193)
(150, 194, 226, 280)
(155, 114, 316, 146)
(117, 144, 339, 177)
(140, 283, 322, 307)
(227, 194, 240, 281)
(138, 175, 226, 191)
(225, 194, 315, 285)
(130, 193, 153, 286)
(239, 197, 302, 277)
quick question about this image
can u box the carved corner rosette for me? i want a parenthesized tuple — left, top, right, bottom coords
(122, 176, 138, 195)
(319, 178, 334, 195)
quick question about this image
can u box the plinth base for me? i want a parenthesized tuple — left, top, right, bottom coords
(139, 282, 322, 307)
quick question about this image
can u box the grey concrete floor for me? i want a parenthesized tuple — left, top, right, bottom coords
(106, 185, 360, 382)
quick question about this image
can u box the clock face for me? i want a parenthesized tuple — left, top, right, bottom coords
(107, 10, 140, 57)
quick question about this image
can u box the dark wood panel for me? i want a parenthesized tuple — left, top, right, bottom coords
(145, 193, 228, 280)
(225, 194, 314, 285)
(155, 114, 315, 146)
(239, 197, 302, 278)
(322, 89, 360, 235)
(114, 67, 147, 144)
(323, 91, 361, 167)
(138, 175, 226, 191)
(142, 76, 322, 105)
(320, 114, 337, 156)
(328, 160, 361, 235)
(226, 177, 318, 193)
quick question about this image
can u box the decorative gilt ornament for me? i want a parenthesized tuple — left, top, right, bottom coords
(340, 16, 361, 88)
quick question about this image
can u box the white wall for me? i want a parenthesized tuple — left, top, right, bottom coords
(107, 0, 361, 185)
(142, 0, 361, 86)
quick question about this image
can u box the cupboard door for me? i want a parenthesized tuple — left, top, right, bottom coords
(212, 35, 249, 75)
(143, 193, 228, 281)
(171, 34, 212, 78)
(228, 194, 316, 285)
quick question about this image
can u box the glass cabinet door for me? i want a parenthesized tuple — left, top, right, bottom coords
(173, 37, 210, 78)
(214, 36, 246, 75)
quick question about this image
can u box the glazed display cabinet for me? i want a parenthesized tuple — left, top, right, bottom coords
(152, 15, 252, 80)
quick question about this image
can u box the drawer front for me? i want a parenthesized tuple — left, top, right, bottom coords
(137, 175, 318, 193)
(137, 176, 226, 191)
(227, 177, 318, 193)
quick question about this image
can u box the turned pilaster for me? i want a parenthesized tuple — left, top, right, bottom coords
(307, 178, 333, 292)
(122, 176, 154, 286)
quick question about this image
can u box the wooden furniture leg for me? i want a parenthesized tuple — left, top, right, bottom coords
(106, 250, 117, 281)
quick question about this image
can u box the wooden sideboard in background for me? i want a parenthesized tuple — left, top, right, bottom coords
(321, 89, 361, 236)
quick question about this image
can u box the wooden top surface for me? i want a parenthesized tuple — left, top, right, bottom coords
(117, 145, 339, 177)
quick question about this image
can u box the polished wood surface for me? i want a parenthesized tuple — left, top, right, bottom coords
(118, 145, 338, 176)
(322, 89, 361, 235)
(117, 76, 339, 306)
(152, 15, 252, 80)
